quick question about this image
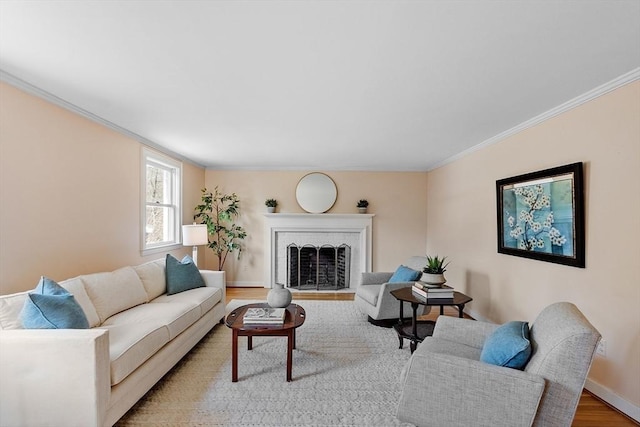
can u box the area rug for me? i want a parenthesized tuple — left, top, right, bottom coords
(116, 300, 414, 426)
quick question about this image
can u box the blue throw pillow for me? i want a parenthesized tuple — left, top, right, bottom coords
(388, 265, 422, 283)
(166, 254, 205, 295)
(21, 276, 90, 329)
(480, 321, 532, 369)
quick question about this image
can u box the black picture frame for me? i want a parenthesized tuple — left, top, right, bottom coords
(496, 162, 585, 268)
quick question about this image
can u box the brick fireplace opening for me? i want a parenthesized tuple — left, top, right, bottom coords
(287, 244, 351, 290)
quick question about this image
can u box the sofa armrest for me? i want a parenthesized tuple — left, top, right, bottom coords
(397, 350, 545, 427)
(360, 271, 393, 285)
(0, 328, 110, 427)
(432, 315, 499, 349)
(200, 270, 225, 304)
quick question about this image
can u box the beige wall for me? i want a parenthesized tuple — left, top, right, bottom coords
(201, 170, 428, 283)
(0, 83, 205, 294)
(425, 82, 640, 408)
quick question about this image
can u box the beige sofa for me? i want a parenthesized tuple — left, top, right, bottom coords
(0, 258, 226, 427)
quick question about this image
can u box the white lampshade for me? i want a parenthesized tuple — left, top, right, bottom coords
(182, 224, 208, 246)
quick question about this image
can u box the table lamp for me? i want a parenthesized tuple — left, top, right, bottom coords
(182, 223, 208, 267)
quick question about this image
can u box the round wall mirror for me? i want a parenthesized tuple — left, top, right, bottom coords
(296, 173, 337, 213)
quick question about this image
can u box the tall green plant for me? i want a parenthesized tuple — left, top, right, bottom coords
(194, 187, 247, 271)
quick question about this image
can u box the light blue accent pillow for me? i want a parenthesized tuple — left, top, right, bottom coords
(21, 276, 90, 329)
(165, 254, 205, 295)
(480, 321, 532, 369)
(389, 265, 422, 283)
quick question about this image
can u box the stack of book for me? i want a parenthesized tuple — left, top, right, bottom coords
(412, 282, 455, 300)
(243, 307, 286, 325)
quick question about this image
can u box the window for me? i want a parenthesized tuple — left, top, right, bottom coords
(141, 148, 182, 255)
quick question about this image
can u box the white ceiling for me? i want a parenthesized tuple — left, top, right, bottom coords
(1, 1, 639, 171)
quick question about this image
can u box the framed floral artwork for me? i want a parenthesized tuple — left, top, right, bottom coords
(496, 162, 585, 268)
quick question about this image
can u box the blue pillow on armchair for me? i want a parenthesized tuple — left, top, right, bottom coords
(388, 265, 422, 283)
(480, 320, 532, 370)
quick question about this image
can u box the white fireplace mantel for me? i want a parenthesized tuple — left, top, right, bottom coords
(263, 213, 374, 289)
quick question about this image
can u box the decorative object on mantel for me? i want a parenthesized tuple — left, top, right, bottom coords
(265, 198, 278, 213)
(357, 199, 369, 213)
(422, 255, 449, 284)
(295, 172, 337, 213)
(496, 162, 585, 268)
(267, 283, 292, 308)
(194, 186, 247, 271)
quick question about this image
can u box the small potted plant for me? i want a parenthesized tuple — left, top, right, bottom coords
(265, 198, 278, 213)
(422, 255, 450, 284)
(357, 199, 369, 213)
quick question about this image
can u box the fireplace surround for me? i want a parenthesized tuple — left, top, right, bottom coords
(263, 214, 373, 291)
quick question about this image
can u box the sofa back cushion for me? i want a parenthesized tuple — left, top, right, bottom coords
(59, 277, 101, 327)
(133, 258, 167, 300)
(82, 266, 149, 324)
(0, 291, 29, 329)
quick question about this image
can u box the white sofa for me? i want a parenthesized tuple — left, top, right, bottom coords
(0, 258, 226, 427)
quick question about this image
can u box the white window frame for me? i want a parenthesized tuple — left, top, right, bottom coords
(141, 147, 183, 256)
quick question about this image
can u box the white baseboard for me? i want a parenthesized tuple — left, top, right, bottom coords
(225, 281, 265, 288)
(466, 309, 639, 422)
(584, 378, 640, 423)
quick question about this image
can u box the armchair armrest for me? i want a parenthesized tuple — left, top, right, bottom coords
(432, 316, 499, 349)
(397, 350, 545, 427)
(200, 270, 225, 304)
(0, 328, 110, 427)
(360, 271, 393, 286)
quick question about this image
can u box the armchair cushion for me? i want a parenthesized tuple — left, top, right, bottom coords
(389, 265, 422, 283)
(481, 321, 531, 369)
(357, 283, 382, 306)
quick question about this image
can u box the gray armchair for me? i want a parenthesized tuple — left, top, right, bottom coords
(354, 256, 430, 326)
(397, 302, 601, 427)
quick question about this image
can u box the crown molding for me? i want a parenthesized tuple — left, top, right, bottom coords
(430, 67, 640, 171)
(0, 69, 205, 169)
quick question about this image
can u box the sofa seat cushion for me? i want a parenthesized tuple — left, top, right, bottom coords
(357, 284, 382, 306)
(82, 266, 149, 324)
(103, 301, 201, 341)
(98, 320, 169, 385)
(151, 286, 222, 316)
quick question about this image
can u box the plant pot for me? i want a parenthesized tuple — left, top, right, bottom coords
(267, 206, 276, 213)
(422, 273, 446, 285)
(358, 207, 367, 214)
(267, 283, 292, 308)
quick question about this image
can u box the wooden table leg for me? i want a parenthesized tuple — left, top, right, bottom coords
(286, 330, 293, 382)
(247, 335, 253, 350)
(292, 329, 296, 350)
(232, 329, 238, 382)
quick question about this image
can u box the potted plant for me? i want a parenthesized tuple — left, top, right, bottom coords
(357, 199, 369, 213)
(422, 255, 450, 284)
(194, 187, 247, 271)
(265, 198, 278, 213)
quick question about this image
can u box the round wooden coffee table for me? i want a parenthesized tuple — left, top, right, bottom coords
(225, 303, 306, 382)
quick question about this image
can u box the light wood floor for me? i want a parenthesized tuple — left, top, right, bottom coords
(226, 287, 638, 427)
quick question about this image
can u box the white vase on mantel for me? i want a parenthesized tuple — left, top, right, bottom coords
(422, 273, 446, 285)
(267, 283, 292, 308)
